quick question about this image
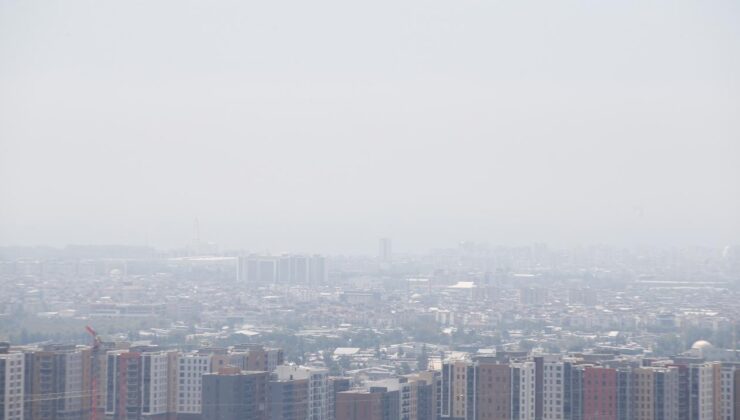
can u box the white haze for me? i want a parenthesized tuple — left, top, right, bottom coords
(1, 0, 739, 254)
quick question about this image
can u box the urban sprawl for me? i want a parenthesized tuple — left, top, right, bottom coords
(1, 241, 739, 420)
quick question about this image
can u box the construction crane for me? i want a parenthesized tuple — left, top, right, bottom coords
(85, 326, 102, 420)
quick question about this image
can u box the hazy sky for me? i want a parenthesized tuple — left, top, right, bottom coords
(1, 0, 738, 254)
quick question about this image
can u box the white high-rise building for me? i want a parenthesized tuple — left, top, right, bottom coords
(1, 351, 24, 420)
(177, 353, 213, 417)
(379, 238, 392, 263)
(309, 255, 328, 284)
(141, 351, 171, 417)
(511, 361, 535, 420)
(689, 363, 717, 420)
(236, 255, 278, 284)
(240, 254, 327, 284)
(276, 365, 329, 420)
(541, 357, 564, 420)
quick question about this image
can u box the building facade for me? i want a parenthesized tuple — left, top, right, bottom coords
(202, 370, 268, 420)
(1, 351, 24, 420)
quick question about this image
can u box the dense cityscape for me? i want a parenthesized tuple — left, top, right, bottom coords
(2, 1, 739, 419)
(1, 240, 739, 420)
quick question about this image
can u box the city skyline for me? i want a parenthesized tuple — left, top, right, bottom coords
(1, 1, 739, 419)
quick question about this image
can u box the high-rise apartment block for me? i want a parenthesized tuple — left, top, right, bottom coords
(24, 344, 91, 420)
(237, 255, 327, 285)
(378, 239, 392, 264)
(202, 369, 268, 420)
(1, 349, 24, 420)
(275, 365, 329, 420)
(268, 377, 309, 420)
(378, 239, 392, 272)
(104, 348, 176, 420)
(177, 352, 212, 420)
(230, 345, 284, 373)
(3, 340, 739, 420)
(335, 386, 398, 420)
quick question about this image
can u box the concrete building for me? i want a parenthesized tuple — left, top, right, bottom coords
(441, 357, 518, 420)
(365, 378, 412, 420)
(510, 361, 535, 420)
(655, 366, 680, 420)
(335, 387, 399, 420)
(140, 351, 171, 420)
(1, 350, 24, 420)
(237, 256, 278, 284)
(24, 345, 90, 420)
(632, 367, 656, 420)
(718, 364, 737, 420)
(473, 358, 510, 420)
(440, 359, 474, 420)
(520, 288, 548, 306)
(277, 255, 309, 284)
(615, 368, 632, 420)
(379, 239, 392, 265)
(336, 390, 383, 420)
(582, 366, 618, 420)
(272, 255, 327, 285)
(328, 378, 352, 420)
(269, 377, 309, 420)
(275, 366, 330, 420)
(408, 371, 440, 420)
(177, 352, 212, 419)
(104, 348, 174, 420)
(689, 363, 716, 420)
(202, 369, 268, 420)
(540, 357, 564, 420)
(309, 255, 328, 284)
(231, 345, 284, 373)
(625, 365, 682, 420)
(237, 255, 329, 285)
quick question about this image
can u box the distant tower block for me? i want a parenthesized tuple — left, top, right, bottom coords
(193, 218, 201, 255)
(379, 237, 392, 264)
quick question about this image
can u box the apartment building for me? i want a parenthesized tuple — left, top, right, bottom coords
(24, 345, 90, 420)
(105, 348, 174, 420)
(718, 363, 738, 420)
(230, 345, 284, 373)
(335, 389, 384, 420)
(474, 358, 510, 420)
(407, 371, 439, 420)
(269, 377, 309, 420)
(690, 363, 716, 420)
(202, 369, 268, 420)
(1, 350, 24, 420)
(440, 359, 474, 420)
(275, 366, 329, 420)
(581, 366, 618, 420)
(177, 352, 212, 420)
(510, 361, 535, 420)
(540, 357, 564, 420)
(328, 377, 352, 420)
